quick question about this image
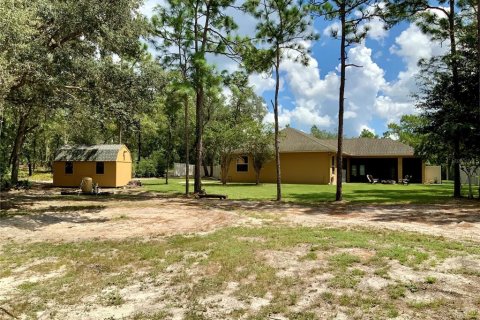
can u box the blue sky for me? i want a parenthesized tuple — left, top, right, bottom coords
(141, 0, 447, 137)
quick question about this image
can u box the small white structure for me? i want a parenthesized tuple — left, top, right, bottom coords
(425, 166, 442, 184)
(173, 163, 195, 177)
(460, 168, 480, 186)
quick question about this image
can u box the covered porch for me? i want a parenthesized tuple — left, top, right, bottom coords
(345, 157, 423, 183)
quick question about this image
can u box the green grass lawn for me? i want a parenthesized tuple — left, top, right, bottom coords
(18, 167, 53, 181)
(142, 178, 457, 204)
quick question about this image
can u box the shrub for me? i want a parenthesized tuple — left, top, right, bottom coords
(0, 177, 12, 191)
(16, 180, 32, 190)
(134, 151, 167, 178)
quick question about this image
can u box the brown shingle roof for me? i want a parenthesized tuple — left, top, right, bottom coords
(279, 128, 414, 156)
(54, 145, 125, 161)
(318, 138, 414, 156)
(279, 128, 336, 152)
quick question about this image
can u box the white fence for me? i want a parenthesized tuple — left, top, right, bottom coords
(212, 165, 221, 179)
(173, 163, 223, 179)
(173, 163, 195, 177)
(460, 169, 480, 186)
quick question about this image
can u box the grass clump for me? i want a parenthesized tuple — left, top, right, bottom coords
(408, 298, 447, 310)
(100, 289, 124, 306)
(328, 252, 361, 269)
(387, 284, 406, 299)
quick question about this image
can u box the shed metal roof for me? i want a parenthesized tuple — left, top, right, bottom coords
(54, 145, 125, 162)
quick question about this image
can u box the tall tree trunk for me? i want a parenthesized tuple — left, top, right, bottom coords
(255, 167, 261, 185)
(210, 160, 214, 178)
(166, 127, 172, 185)
(166, 161, 169, 184)
(32, 135, 37, 172)
(274, 47, 282, 201)
(184, 95, 190, 195)
(27, 155, 32, 177)
(202, 157, 209, 177)
(137, 122, 141, 163)
(336, 2, 346, 202)
(194, 86, 203, 193)
(220, 154, 230, 185)
(448, 0, 462, 198)
(477, 0, 480, 199)
(193, 0, 211, 194)
(10, 115, 28, 184)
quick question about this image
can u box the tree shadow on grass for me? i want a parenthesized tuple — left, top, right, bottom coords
(369, 207, 480, 225)
(0, 205, 109, 231)
(283, 192, 336, 204)
(295, 197, 480, 225)
(0, 191, 161, 211)
(344, 188, 453, 204)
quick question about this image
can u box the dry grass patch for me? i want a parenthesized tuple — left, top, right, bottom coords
(1, 226, 480, 319)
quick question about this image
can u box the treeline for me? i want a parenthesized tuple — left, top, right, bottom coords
(0, 0, 478, 199)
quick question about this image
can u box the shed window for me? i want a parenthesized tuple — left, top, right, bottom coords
(331, 156, 335, 168)
(96, 162, 105, 174)
(236, 156, 248, 172)
(65, 162, 73, 174)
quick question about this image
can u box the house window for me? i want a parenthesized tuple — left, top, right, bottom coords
(96, 162, 105, 174)
(65, 162, 73, 174)
(331, 156, 335, 168)
(351, 165, 357, 177)
(236, 156, 248, 172)
(359, 164, 365, 176)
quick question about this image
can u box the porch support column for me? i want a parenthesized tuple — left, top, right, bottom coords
(422, 160, 426, 184)
(397, 157, 403, 182)
(346, 158, 350, 183)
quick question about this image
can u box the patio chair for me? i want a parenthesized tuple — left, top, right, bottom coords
(366, 174, 379, 184)
(402, 175, 411, 185)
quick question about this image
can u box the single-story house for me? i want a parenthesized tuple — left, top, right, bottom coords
(53, 144, 132, 187)
(227, 127, 425, 184)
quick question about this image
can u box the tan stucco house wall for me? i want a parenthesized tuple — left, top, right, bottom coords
(227, 128, 426, 185)
(227, 152, 334, 184)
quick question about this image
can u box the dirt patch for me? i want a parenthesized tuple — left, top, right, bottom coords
(0, 196, 244, 244)
(2, 188, 480, 243)
(274, 202, 480, 242)
(1, 188, 480, 319)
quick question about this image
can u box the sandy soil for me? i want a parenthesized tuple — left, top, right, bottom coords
(1, 185, 480, 320)
(0, 186, 479, 244)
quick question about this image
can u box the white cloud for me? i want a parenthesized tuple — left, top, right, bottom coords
(324, 16, 388, 41)
(248, 73, 277, 95)
(363, 17, 388, 41)
(375, 24, 448, 123)
(277, 43, 385, 135)
(141, 0, 446, 137)
(263, 105, 295, 128)
(359, 124, 376, 135)
(323, 22, 341, 37)
(261, 21, 449, 136)
(263, 105, 332, 129)
(140, 0, 165, 18)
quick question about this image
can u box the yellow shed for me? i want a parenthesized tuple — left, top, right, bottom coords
(53, 144, 132, 188)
